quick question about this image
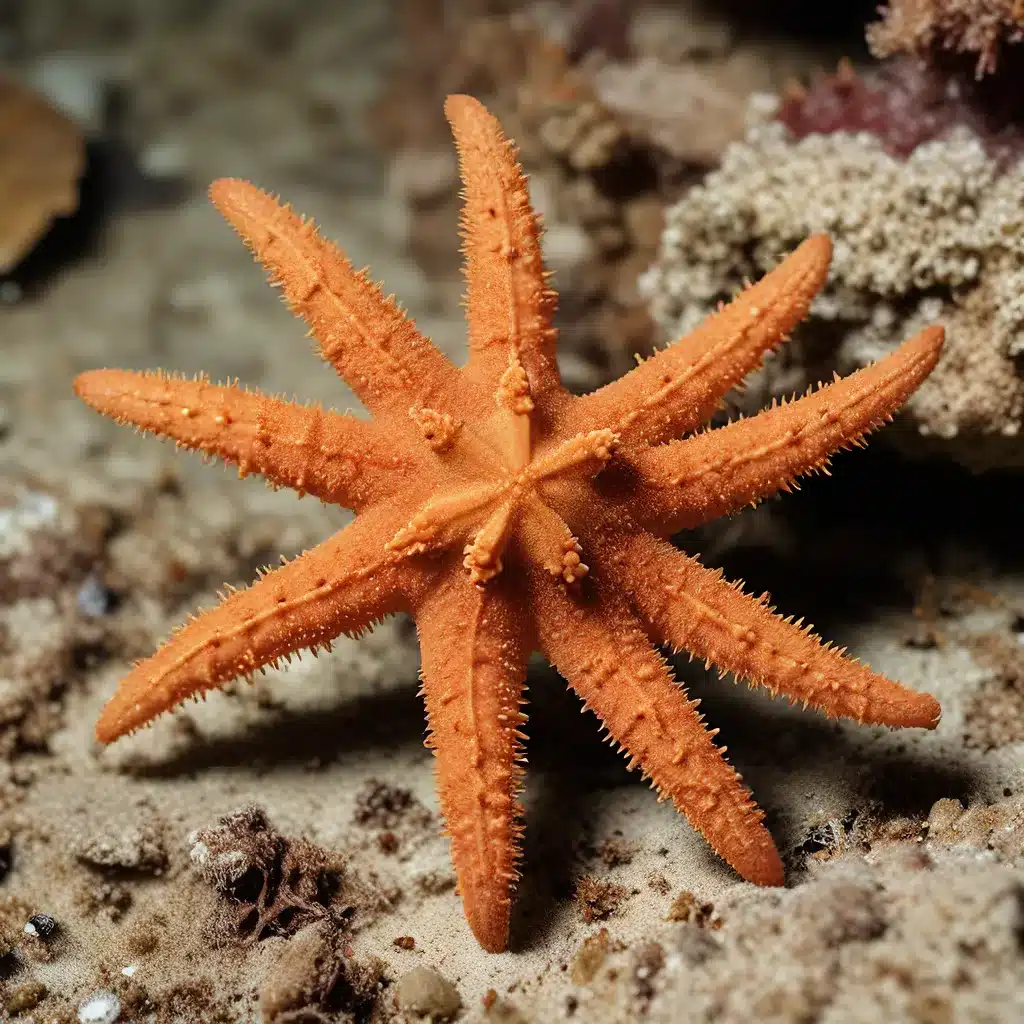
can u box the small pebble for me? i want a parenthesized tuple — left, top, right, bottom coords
(24, 913, 58, 940)
(5, 980, 47, 1014)
(78, 991, 121, 1023)
(76, 573, 114, 617)
(394, 966, 462, 1020)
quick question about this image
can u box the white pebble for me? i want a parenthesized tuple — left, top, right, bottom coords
(78, 991, 121, 1024)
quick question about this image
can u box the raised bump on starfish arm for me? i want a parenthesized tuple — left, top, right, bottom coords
(94, 506, 421, 743)
(209, 178, 459, 415)
(73, 369, 417, 510)
(416, 571, 529, 953)
(519, 497, 589, 583)
(387, 483, 504, 559)
(569, 236, 833, 449)
(445, 94, 562, 402)
(532, 570, 784, 886)
(606, 531, 941, 729)
(633, 325, 945, 534)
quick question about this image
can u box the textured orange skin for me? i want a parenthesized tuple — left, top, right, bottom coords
(74, 95, 943, 954)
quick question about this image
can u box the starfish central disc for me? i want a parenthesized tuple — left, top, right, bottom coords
(386, 410, 618, 585)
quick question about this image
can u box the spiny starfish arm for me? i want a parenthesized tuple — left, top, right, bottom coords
(73, 369, 417, 510)
(209, 178, 459, 416)
(95, 508, 417, 743)
(609, 531, 941, 729)
(532, 571, 783, 887)
(415, 572, 529, 953)
(445, 94, 562, 401)
(634, 326, 945, 534)
(569, 236, 832, 448)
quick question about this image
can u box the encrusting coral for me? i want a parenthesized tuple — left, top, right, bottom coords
(74, 95, 943, 953)
(644, 103, 1024, 465)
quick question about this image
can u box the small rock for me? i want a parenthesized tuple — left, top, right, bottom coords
(572, 928, 611, 985)
(76, 573, 115, 617)
(394, 966, 461, 1020)
(72, 819, 167, 873)
(259, 923, 339, 1022)
(672, 923, 720, 967)
(78, 991, 120, 1023)
(484, 996, 530, 1022)
(5, 980, 47, 1014)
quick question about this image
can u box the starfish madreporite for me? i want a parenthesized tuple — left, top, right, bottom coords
(75, 95, 944, 953)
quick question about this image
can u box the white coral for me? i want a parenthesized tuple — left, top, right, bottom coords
(643, 118, 1024, 464)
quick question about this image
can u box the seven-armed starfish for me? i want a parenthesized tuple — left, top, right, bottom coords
(74, 95, 943, 953)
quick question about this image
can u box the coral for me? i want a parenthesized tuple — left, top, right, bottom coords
(644, 112, 1024, 466)
(924, 794, 1024, 857)
(572, 927, 615, 983)
(868, 0, 1024, 77)
(352, 779, 432, 831)
(5, 981, 48, 1016)
(187, 806, 346, 945)
(777, 59, 1024, 161)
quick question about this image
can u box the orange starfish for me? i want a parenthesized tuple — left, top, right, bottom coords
(74, 95, 943, 953)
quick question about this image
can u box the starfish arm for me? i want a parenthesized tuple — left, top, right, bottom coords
(74, 369, 419, 510)
(95, 507, 418, 743)
(415, 572, 529, 953)
(634, 326, 944, 533)
(445, 94, 562, 401)
(209, 178, 459, 416)
(531, 571, 783, 887)
(607, 531, 941, 729)
(568, 236, 832, 447)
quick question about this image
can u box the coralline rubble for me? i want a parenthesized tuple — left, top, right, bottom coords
(642, 93, 1024, 467)
(562, 794, 1024, 1023)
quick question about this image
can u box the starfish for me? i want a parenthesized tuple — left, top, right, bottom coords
(74, 94, 943, 954)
